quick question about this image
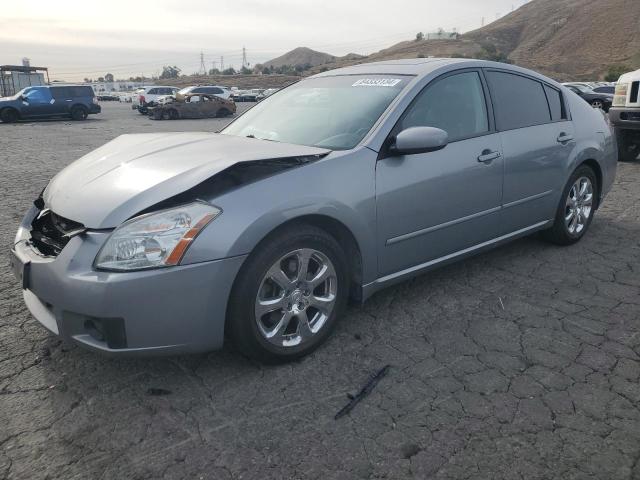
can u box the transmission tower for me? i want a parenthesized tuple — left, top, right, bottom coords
(199, 51, 206, 75)
(220, 56, 224, 71)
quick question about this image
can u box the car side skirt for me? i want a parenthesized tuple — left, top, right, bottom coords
(362, 220, 551, 300)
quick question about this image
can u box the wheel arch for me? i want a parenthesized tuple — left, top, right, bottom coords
(578, 158, 603, 209)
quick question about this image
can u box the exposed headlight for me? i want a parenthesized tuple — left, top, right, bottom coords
(95, 202, 221, 271)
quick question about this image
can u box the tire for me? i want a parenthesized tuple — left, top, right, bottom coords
(227, 224, 349, 363)
(0, 108, 19, 123)
(162, 110, 172, 120)
(168, 109, 179, 120)
(616, 129, 638, 162)
(152, 109, 163, 120)
(590, 99, 604, 110)
(542, 165, 598, 246)
(217, 108, 231, 118)
(70, 106, 88, 121)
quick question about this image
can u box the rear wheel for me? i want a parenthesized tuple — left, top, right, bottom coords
(542, 165, 597, 245)
(70, 106, 88, 121)
(590, 99, 604, 109)
(168, 109, 179, 120)
(1, 108, 19, 123)
(227, 224, 349, 363)
(217, 108, 231, 117)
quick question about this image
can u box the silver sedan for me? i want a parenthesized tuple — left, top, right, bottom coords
(11, 58, 617, 362)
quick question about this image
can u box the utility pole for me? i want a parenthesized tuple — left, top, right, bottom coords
(199, 51, 206, 75)
(481, 16, 485, 27)
(220, 56, 224, 72)
(242, 46, 247, 69)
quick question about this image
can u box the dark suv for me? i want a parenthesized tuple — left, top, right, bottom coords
(0, 85, 101, 123)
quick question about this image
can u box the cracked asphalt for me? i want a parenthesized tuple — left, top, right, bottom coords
(1, 103, 639, 480)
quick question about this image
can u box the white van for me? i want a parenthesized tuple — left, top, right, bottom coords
(610, 69, 640, 162)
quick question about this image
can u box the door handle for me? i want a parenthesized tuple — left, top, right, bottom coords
(557, 133, 573, 143)
(477, 150, 501, 164)
(65, 99, 73, 102)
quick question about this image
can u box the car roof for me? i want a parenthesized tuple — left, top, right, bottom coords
(310, 58, 561, 87)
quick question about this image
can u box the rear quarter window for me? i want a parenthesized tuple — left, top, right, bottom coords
(486, 71, 552, 131)
(543, 85, 565, 122)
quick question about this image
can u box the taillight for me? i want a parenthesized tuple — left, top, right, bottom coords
(93, 97, 99, 105)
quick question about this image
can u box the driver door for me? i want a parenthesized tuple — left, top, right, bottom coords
(20, 87, 55, 118)
(376, 70, 504, 276)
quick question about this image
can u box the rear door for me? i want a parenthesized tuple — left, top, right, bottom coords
(376, 69, 504, 276)
(485, 70, 575, 234)
(50, 87, 76, 115)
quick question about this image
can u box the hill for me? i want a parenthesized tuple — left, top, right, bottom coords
(263, 47, 336, 69)
(308, 0, 640, 81)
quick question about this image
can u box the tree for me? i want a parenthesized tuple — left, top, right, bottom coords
(160, 65, 181, 79)
(605, 64, 630, 82)
(474, 43, 511, 64)
(416, 32, 424, 41)
(222, 67, 236, 75)
(208, 68, 220, 75)
(83, 77, 92, 83)
(97, 77, 105, 82)
(105, 73, 114, 83)
(240, 66, 252, 75)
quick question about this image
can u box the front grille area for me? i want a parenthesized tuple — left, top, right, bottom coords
(631, 81, 640, 104)
(29, 210, 85, 257)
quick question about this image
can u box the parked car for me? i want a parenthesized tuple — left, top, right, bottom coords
(592, 85, 615, 95)
(175, 85, 232, 99)
(96, 94, 119, 101)
(0, 85, 100, 123)
(609, 68, 640, 162)
(233, 89, 263, 102)
(11, 59, 617, 361)
(563, 83, 613, 111)
(148, 93, 236, 120)
(132, 86, 179, 114)
(257, 88, 279, 101)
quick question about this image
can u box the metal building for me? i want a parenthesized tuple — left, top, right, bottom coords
(0, 65, 50, 97)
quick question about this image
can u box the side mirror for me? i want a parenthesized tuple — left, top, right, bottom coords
(20, 95, 28, 102)
(389, 127, 448, 156)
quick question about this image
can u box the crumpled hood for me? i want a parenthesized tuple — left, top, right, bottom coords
(44, 132, 330, 228)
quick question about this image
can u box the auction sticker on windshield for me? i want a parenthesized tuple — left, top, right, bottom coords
(352, 78, 402, 87)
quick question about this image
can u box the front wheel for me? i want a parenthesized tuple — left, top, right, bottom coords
(227, 224, 349, 363)
(542, 165, 597, 246)
(0, 108, 19, 123)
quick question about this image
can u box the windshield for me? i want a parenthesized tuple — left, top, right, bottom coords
(222, 75, 410, 150)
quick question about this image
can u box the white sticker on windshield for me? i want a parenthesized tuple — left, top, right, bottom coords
(352, 78, 402, 87)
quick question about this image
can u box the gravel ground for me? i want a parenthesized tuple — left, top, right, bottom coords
(1, 103, 640, 480)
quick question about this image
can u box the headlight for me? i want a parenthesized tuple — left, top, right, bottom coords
(95, 202, 221, 271)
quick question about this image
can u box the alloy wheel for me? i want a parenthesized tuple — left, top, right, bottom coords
(254, 248, 337, 348)
(564, 176, 593, 235)
(591, 100, 603, 109)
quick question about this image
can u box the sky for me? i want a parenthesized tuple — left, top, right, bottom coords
(0, 0, 531, 81)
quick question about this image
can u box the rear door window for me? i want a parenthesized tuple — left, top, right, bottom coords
(399, 71, 489, 142)
(486, 71, 552, 131)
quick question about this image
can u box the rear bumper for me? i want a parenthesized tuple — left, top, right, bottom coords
(89, 104, 101, 114)
(12, 212, 246, 356)
(609, 107, 640, 130)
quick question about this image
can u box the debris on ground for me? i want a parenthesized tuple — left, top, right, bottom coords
(335, 365, 390, 420)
